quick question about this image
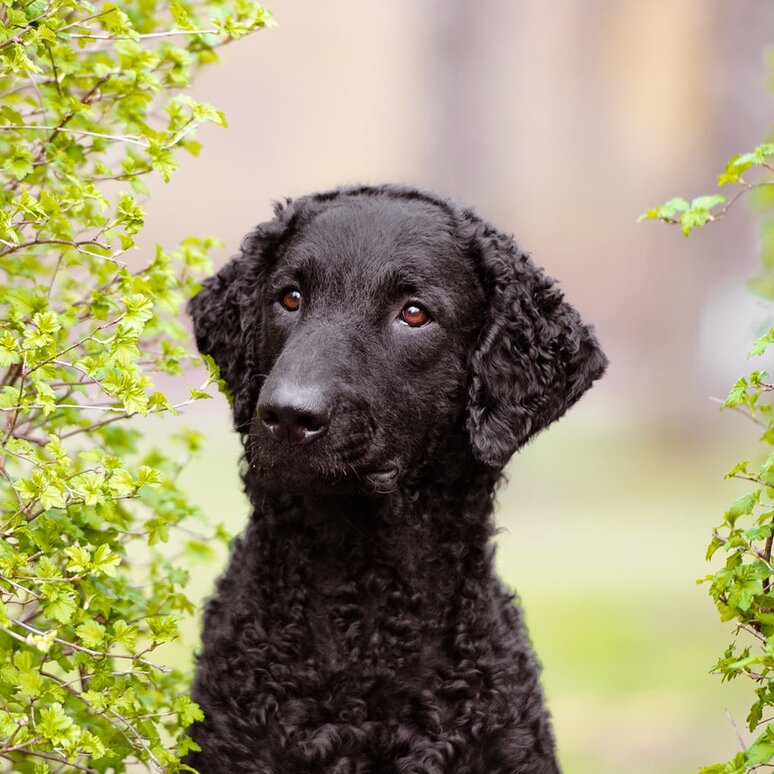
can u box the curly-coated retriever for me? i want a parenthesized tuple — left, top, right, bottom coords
(185, 184, 607, 773)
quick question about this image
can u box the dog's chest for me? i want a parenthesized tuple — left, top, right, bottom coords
(304, 564, 452, 682)
(216, 578, 543, 773)
(191, 530, 558, 772)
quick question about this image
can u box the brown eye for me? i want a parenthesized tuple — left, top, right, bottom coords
(400, 304, 431, 327)
(280, 289, 301, 312)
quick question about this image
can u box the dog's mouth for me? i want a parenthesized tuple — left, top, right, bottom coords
(247, 453, 403, 496)
(245, 412, 402, 495)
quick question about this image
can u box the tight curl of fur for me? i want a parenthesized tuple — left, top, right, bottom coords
(185, 184, 607, 774)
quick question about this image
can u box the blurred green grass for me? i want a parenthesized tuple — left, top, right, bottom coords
(155, 403, 754, 773)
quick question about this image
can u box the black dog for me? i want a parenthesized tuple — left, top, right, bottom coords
(185, 184, 606, 773)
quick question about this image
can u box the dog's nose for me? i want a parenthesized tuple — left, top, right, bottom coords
(257, 383, 330, 446)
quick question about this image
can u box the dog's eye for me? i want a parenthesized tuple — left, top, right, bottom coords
(279, 289, 302, 312)
(399, 304, 431, 327)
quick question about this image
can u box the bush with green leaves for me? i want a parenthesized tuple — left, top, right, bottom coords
(641, 53, 774, 773)
(0, 2, 273, 771)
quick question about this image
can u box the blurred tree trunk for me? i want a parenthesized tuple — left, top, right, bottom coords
(424, 0, 774, 434)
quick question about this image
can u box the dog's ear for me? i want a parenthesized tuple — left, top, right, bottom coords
(187, 218, 283, 432)
(465, 218, 607, 468)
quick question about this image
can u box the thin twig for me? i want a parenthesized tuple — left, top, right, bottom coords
(25, 315, 123, 375)
(0, 237, 112, 257)
(69, 28, 217, 40)
(0, 125, 149, 147)
(739, 622, 767, 643)
(725, 707, 747, 752)
(4, 618, 170, 672)
(710, 396, 767, 427)
(12, 749, 97, 773)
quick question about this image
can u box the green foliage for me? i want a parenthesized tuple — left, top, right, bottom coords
(638, 142, 774, 238)
(640, 50, 774, 773)
(0, 1, 272, 771)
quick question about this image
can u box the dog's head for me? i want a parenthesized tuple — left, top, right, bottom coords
(188, 185, 607, 494)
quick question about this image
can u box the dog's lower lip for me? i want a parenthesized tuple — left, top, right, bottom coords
(364, 466, 400, 490)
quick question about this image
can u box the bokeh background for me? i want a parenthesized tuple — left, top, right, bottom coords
(137, 2, 774, 771)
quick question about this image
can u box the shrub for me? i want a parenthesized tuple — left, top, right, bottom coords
(0, 2, 273, 771)
(641, 51, 774, 772)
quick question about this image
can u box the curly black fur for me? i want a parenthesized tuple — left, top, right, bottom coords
(185, 184, 607, 773)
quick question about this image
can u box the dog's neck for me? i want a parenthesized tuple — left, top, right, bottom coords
(231, 456, 507, 678)
(242, 454, 503, 601)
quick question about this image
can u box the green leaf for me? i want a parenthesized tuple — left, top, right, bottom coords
(16, 669, 44, 698)
(699, 764, 734, 774)
(174, 695, 204, 726)
(3, 147, 34, 180)
(91, 543, 120, 576)
(147, 615, 178, 644)
(725, 461, 750, 479)
(137, 465, 162, 488)
(108, 324, 141, 366)
(726, 564, 765, 611)
(691, 194, 726, 211)
(38, 702, 76, 745)
(111, 620, 138, 649)
(0, 330, 21, 367)
(107, 467, 136, 496)
(170, 0, 194, 29)
(122, 294, 154, 333)
(680, 207, 710, 236)
(724, 491, 761, 526)
(38, 480, 66, 509)
(749, 329, 774, 357)
(31, 311, 60, 335)
(116, 192, 145, 235)
(148, 143, 179, 183)
(75, 620, 107, 649)
(99, 3, 138, 39)
(747, 738, 774, 766)
(724, 377, 749, 409)
(64, 545, 91, 573)
(44, 592, 77, 624)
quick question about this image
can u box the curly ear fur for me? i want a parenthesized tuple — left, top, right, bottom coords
(465, 217, 608, 468)
(187, 211, 288, 432)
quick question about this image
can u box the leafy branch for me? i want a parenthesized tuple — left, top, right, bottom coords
(639, 143, 774, 236)
(641, 97, 774, 771)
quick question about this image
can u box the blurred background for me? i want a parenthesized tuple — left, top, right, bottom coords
(137, 2, 774, 771)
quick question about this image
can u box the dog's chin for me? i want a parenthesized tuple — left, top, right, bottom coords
(246, 437, 403, 497)
(250, 463, 403, 497)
